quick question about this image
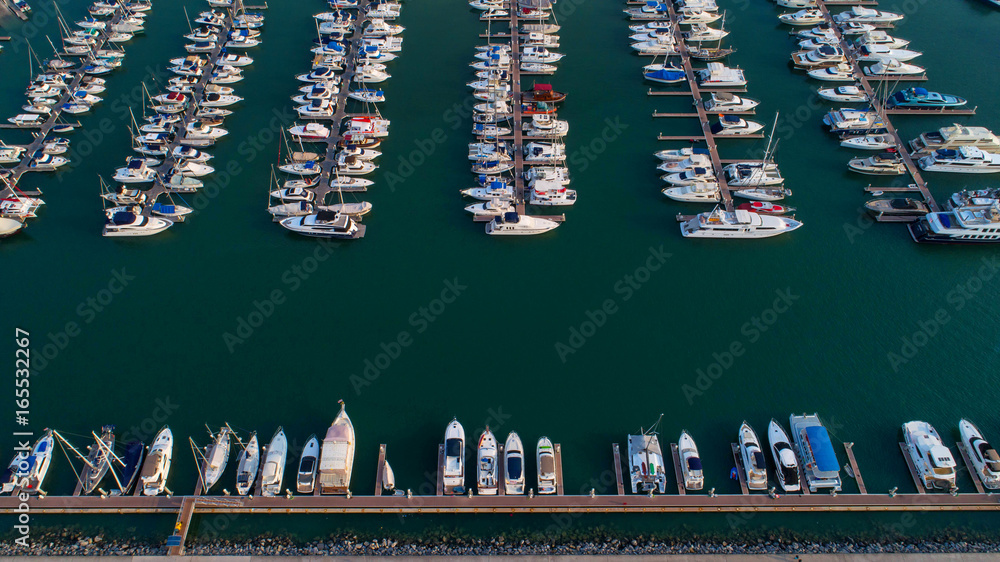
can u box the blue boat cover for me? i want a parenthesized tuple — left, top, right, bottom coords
(694, 148, 710, 155)
(502, 211, 520, 222)
(152, 203, 175, 214)
(687, 457, 702, 470)
(722, 114, 741, 123)
(804, 425, 838, 473)
(646, 69, 685, 81)
(489, 181, 506, 190)
(913, 87, 928, 96)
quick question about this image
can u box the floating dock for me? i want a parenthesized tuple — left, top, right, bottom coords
(843, 442, 867, 495)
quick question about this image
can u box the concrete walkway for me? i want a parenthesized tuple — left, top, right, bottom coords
(3, 555, 1000, 561)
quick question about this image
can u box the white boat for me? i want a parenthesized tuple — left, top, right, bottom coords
(768, 420, 801, 493)
(910, 124, 1000, 155)
(807, 63, 855, 81)
(833, 6, 904, 24)
(658, 152, 713, 172)
(260, 428, 287, 497)
(486, 212, 560, 235)
(704, 92, 759, 113)
(477, 428, 499, 495)
(0, 218, 26, 239)
(103, 210, 172, 237)
(632, 35, 678, 56)
(382, 461, 396, 493)
(201, 426, 232, 493)
(711, 115, 764, 136)
(840, 134, 896, 150)
(628, 427, 667, 494)
(269, 201, 314, 220)
(681, 23, 728, 42)
(525, 166, 571, 185)
(849, 153, 905, 175)
(235, 433, 260, 496)
(695, 62, 746, 87)
(678, 9, 722, 23)
(680, 207, 802, 238)
(443, 419, 466, 494)
(855, 30, 909, 49)
(318, 402, 355, 494)
(0, 146, 27, 165)
(524, 142, 565, 164)
(725, 161, 784, 186)
(289, 123, 331, 141)
(788, 414, 842, 492)
(777, 0, 815, 7)
(655, 147, 709, 161)
(140, 427, 173, 496)
(678, 431, 704, 491)
(902, 421, 957, 490)
(918, 147, 1000, 174)
(174, 161, 214, 177)
(503, 432, 525, 495)
(8, 114, 45, 127)
(855, 44, 921, 62)
(523, 114, 568, 137)
(465, 197, 514, 216)
(529, 179, 576, 206)
(739, 422, 767, 490)
(959, 419, 1000, 490)
(18, 431, 54, 494)
(779, 9, 824, 25)
(662, 182, 721, 202)
(363, 18, 404, 36)
(201, 93, 243, 107)
(910, 203, 1000, 244)
(817, 85, 868, 102)
(792, 45, 847, 68)
(336, 155, 377, 175)
(461, 180, 514, 201)
(521, 46, 564, 64)
(536, 437, 557, 495)
(864, 59, 925, 76)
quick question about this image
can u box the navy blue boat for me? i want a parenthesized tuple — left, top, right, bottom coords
(888, 87, 967, 108)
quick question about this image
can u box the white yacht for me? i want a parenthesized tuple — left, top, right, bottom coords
(296, 435, 320, 494)
(319, 402, 356, 494)
(855, 30, 909, 49)
(841, 134, 896, 150)
(524, 142, 565, 164)
(909, 203, 1000, 244)
(486, 212, 560, 235)
(680, 208, 802, 238)
(902, 421, 957, 490)
(0, 145, 27, 164)
(466, 198, 513, 217)
(789, 414, 842, 492)
(628, 427, 667, 494)
(529, 179, 577, 206)
(919, 147, 1000, 174)
(103, 210, 172, 237)
(864, 59, 925, 76)
(656, 147, 709, 161)
(443, 419, 466, 494)
(681, 23, 728, 42)
(833, 6, 903, 24)
(632, 35, 678, 56)
(0, 218, 26, 239)
(678, 431, 704, 490)
(725, 162, 783, 186)
(281, 211, 365, 239)
(662, 182, 721, 202)
(739, 422, 767, 491)
(536, 437, 557, 495)
(818, 85, 868, 102)
(661, 166, 715, 185)
(523, 114, 568, 137)
(462, 180, 514, 201)
(289, 123, 331, 140)
(711, 115, 764, 136)
(477, 428, 499, 495)
(909, 124, 1000, 155)
(260, 428, 287, 497)
(792, 45, 847, 68)
(768, 420, 801, 493)
(855, 45, 921, 62)
(201, 426, 232, 493)
(807, 63, 855, 81)
(778, 9, 825, 25)
(235, 432, 260, 496)
(696, 62, 746, 87)
(140, 427, 173, 496)
(504, 432, 526, 495)
(704, 92, 759, 113)
(657, 153, 713, 173)
(959, 419, 1000, 490)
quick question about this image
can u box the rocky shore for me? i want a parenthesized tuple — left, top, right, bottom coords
(4, 531, 1000, 556)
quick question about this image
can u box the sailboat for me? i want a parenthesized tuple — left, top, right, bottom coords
(201, 425, 232, 493)
(628, 415, 667, 494)
(731, 114, 793, 202)
(80, 426, 116, 494)
(319, 401, 355, 494)
(687, 10, 735, 60)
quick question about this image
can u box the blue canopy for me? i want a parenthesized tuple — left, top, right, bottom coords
(152, 203, 175, 214)
(646, 69, 685, 81)
(913, 87, 929, 96)
(804, 425, 839, 473)
(686, 457, 702, 470)
(489, 181, 506, 190)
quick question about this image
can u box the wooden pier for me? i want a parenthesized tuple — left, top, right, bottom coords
(899, 442, 927, 494)
(374, 444, 387, 496)
(554, 443, 565, 496)
(670, 443, 686, 495)
(843, 442, 867, 495)
(730, 443, 750, 495)
(612, 443, 625, 496)
(956, 441, 986, 495)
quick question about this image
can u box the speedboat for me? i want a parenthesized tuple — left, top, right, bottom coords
(792, 45, 847, 69)
(443, 419, 466, 494)
(768, 420, 801, 493)
(739, 422, 767, 490)
(725, 162, 784, 186)
(296, 435, 320, 494)
(864, 198, 929, 218)
(235, 433, 260, 496)
(662, 182, 721, 202)
(662, 166, 715, 185)
(817, 85, 868, 102)
(704, 92, 759, 113)
(833, 6, 903, 24)
(80, 426, 115, 494)
(902, 421, 957, 490)
(260, 428, 287, 497)
(337, 155, 377, 175)
(778, 9, 824, 25)
(628, 426, 667, 494)
(909, 202, 1000, 244)
(919, 147, 1000, 174)
(485, 212, 560, 235)
(536, 437, 557, 495)
(476, 428, 499, 495)
(711, 115, 764, 136)
(807, 63, 855, 81)
(864, 59, 925, 77)
(680, 207, 802, 238)
(959, 419, 1000, 490)
(678, 431, 704, 490)
(504, 432, 525, 495)
(201, 427, 232, 493)
(318, 402, 356, 494)
(888, 87, 966, 108)
(849, 153, 906, 175)
(855, 45, 922, 62)
(140, 427, 173, 496)
(695, 62, 745, 87)
(738, 201, 796, 214)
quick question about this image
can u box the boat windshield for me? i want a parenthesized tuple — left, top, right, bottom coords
(300, 458, 315, 473)
(445, 438, 462, 457)
(507, 457, 522, 479)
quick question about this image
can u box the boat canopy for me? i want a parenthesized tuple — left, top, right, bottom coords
(804, 425, 839, 474)
(686, 457, 702, 470)
(533, 83, 552, 91)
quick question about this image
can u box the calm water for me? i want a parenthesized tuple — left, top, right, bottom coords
(1, 0, 1000, 544)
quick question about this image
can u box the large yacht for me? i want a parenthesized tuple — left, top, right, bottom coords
(959, 419, 1000, 490)
(318, 402, 355, 494)
(902, 421, 957, 491)
(680, 208, 802, 238)
(485, 212, 560, 235)
(738, 422, 767, 491)
(280, 212, 366, 239)
(909, 124, 1000, 155)
(476, 427, 499, 495)
(768, 420, 801, 493)
(918, 147, 1000, 174)
(908, 202, 1000, 244)
(789, 414, 841, 492)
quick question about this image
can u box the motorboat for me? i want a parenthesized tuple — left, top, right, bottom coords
(789, 414, 841, 492)
(946, 188, 1000, 211)
(656, 147, 709, 161)
(270, 188, 315, 203)
(113, 158, 157, 183)
(909, 202, 1000, 244)
(0, 218, 25, 239)
(201, 93, 243, 107)
(792, 45, 846, 69)
(737, 201, 796, 214)
(833, 6, 903, 24)
(662, 166, 716, 185)
(503, 432, 525, 495)
(677, 432, 704, 490)
(260, 428, 287, 497)
(909, 124, 1000, 155)
(628, 425, 667, 494)
(529, 179, 577, 206)
(864, 59, 925, 77)
(80, 426, 115, 494)
(486, 212, 560, 235)
(337, 155, 377, 175)
(536, 437, 557, 495)
(807, 63, 855, 81)
(140, 427, 173, 496)
(172, 146, 212, 162)
(235, 432, 260, 496)
(521, 46, 564, 64)
(474, 428, 499, 496)
(840, 134, 897, 150)
(662, 182, 721, 202)
(725, 162, 784, 186)
(680, 207, 803, 238)
(817, 85, 868, 102)
(777, 0, 815, 7)
(316, 403, 357, 493)
(520, 62, 557, 74)
(295, 435, 320, 494)
(739, 422, 767, 491)
(849, 152, 906, 175)
(186, 121, 228, 141)
(164, 172, 204, 192)
(704, 92, 759, 113)
(269, 200, 314, 221)
(279, 160, 323, 176)
(681, 23, 728, 42)
(348, 89, 386, 103)
(443, 419, 466, 494)
(525, 166, 571, 185)
(711, 115, 764, 136)
(201, 427, 231, 493)
(888, 87, 966, 108)
(695, 62, 746, 87)
(353, 65, 391, 84)
(643, 64, 686, 84)
(768, 420, 801, 493)
(959, 420, 1000, 490)
(854, 30, 909, 49)
(733, 187, 792, 201)
(856, 45, 922, 62)
(474, 123, 514, 137)
(919, 147, 1000, 173)
(678, 9, 722, 23)
(902, 421, 957, 490)
(779, 9, 824, 25)
(344, 116, 390, 138)
(523, 115, 568, 137)
(625, 1, 671, 20)
(633, 35, 679, 56)
(18, 431, 54, 494)
(363, 18, 404, 36)
(0, 146, 27, 165)
(864, 198, 929, 218)
(823, 108, 886, 135)
(174, 160, 214, 177)
(524, 142, 565, 164)
(461, 180, 514, 201)
(657, 153, 713, 172)
(7, 114, 46, 127)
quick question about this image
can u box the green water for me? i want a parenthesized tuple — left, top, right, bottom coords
(2, 0, 1000, 544)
